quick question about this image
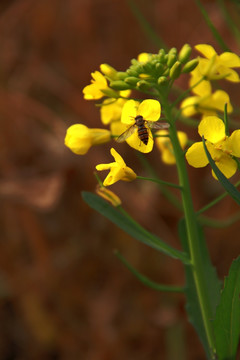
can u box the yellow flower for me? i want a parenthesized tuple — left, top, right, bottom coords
(137, 52, 152, 63)
(100, 90, 131, 125)
(181, 81, 232, 117)
(186, 116, 240, 179)
(96, 185, 121, 206)
(120, 99, 161, 153)
(96, 148, 137, 186)
(83, 71, 110, 100)
(65, 124, 111, 155)
(190, 44, 240, 89)
(156, 130, 188, 164)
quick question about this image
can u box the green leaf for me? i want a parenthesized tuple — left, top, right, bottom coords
(178, 219, 221, 358)
(114, 250, 184, 293)
(213, 256, 240, 360)
(202, 136, 240, 206)
(82, 192, 190, 264)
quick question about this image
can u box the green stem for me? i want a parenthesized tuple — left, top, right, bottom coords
(137, 175, 182, 189)
(162, 98, 216, 358)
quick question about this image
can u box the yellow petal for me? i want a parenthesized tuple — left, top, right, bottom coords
(211, 90, 233, 113)
(216, 66, 240, 82)
(225, 130, 240, 157)
(191, 77, 212, 96)
(121, 100, 139, 124)
(180, 96, 199, 116)
(218, 52, 240, 67)
(178, 131, 188, 149)
(185, 142, 209, 167)
(137, 99, 161, 121)
(110, 148, 126, 166)
(198, 116, 226, 143)
(96, 163, 114, 171)
(137, 52, 151, 63)
(195, 44, 217, 59)
(212, 154, 237, 179)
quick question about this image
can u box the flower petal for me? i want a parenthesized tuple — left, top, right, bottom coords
(211, 90, 233, 113)
(218, 52, 240, 67)
(137, 99, 161, 121)
(110, 148, 125, 166)
(225, 130, 240, 157)
(195, 44, 217, 59)
(185, 142, 209, 167)
(217, 66, 240, 82)
(212, 154, 237, 179)
(121, 100, 138, 124)
(180, 96, 199, 116)
(198, 116, 226, 143)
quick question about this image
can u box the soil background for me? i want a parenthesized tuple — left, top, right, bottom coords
(0, 1, 239, 359)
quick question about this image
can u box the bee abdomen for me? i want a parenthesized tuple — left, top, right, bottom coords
(138, 127, 149, 145)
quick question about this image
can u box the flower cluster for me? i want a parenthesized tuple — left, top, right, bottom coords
(64, 43, 240, 200)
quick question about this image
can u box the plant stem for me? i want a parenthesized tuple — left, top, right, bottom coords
(162, 98, 216, 358)
(137, 175, 182, 189)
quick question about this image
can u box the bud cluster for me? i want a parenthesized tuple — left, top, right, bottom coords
(108, 44, 198, 92)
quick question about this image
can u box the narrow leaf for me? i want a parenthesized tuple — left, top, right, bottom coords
(115, 250, 184, 292)
(202, 136, 240, 206)
(178, 218, 221, 358)
(213, 256, 240, 360)
(195, 0, 230, 51)
(82, 191, 189, 263)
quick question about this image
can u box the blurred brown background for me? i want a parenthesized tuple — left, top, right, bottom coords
(0, 0, 240, 359)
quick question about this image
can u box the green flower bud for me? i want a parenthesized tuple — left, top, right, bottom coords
(130, 58, 139, 66)
(126, 69, 139, 77)
(101, 89, 120, 98)
(157, 76, 168, 86)
(124, 76, 139, 86)
(168, 47, 177, 57)
(155, 63, 164, 75)
(158, 49, 166, 63)
(182, 59, 199, 73)
(110, 80, 131, 90)
(167, 54, 177, 68)
(136, 80, 151, 91)
(142, 62, 153, 73)
(163, 68, 169, 76)
(178, 44, 192, 64)
(169, 61, 182, 79)
(117, 71, 128, 80)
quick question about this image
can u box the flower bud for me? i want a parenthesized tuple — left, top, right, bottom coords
(182, 59, 199, 73)
(126, 69, 139, 77)
(170, 61, 182, 79)
(136, 80, 151, 91)
(96, 186, 121, 207)
(155, 63, 164, 75)
(167, 54, 177, 68)
(100, 64, 118, 80)
(178, 44, 192, 64)
(124, 77, 139, 86)
(110, 80, 131, 90)
(117, 71, 128, 80)
(158, 49, 166, 63)
(157, 76, 168, 86)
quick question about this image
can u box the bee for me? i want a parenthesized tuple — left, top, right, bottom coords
(117, 115, 170, 145)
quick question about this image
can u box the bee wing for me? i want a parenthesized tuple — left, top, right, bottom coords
(116, 125, 137, 143)
(147, 121, 170, 130)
